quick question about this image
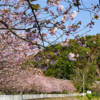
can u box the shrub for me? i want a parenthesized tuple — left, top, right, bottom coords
(86, 93, 92, 99)
(45, 69, 55, 77)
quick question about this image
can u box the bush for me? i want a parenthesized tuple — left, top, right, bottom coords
(45, 69, 55, 77)
(96, 77, 100, 81)
(86, 93, 92, 99)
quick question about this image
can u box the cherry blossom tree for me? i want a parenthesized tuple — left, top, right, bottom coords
(0, 32, 40, 67)
(0, 66, 76, 94)
(0, 0, 99, 67)
(0, 0, 100, 94)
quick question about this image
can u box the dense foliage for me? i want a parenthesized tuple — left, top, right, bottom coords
(22, 34, 100, 91)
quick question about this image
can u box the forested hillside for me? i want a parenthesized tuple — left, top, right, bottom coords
(22, 33, 100, 92)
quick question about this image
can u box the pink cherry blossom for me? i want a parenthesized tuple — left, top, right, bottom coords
(93, 41, 96, 44)
(61, 15, 66, 22)
(68, 30, 71, 32)
(86, 52, 88, 54)
(61, 39, 69, 47)
(0, 66, 76, 93)
(76, 53, 79, 57)
(49, 27, 57, 36)
(68, 53, 77, 61)
(50, 60, 57, 64)
(59, 5, 64, 11)
(91, 3, 93, 5)
(53, 3, 64, 11)
(78, 40, 87, 47)
(67, 11, 77, 20)
(72, 27, 77, 32)
(53, 27, 57, 33)
(68, 25, 72, 28)
(82, 44, 86, 47)
(78, 41, 82, 46)
(70, 11, 77, 20)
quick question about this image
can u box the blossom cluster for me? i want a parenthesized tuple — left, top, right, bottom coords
(61, 39, 69, 47)
(68, 53, 79, 61)
(0, 66, 76, 93)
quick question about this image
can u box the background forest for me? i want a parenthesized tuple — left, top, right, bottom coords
(21, 33, 100, 93)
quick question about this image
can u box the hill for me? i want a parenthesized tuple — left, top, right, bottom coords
(22, 33, 100, 92)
